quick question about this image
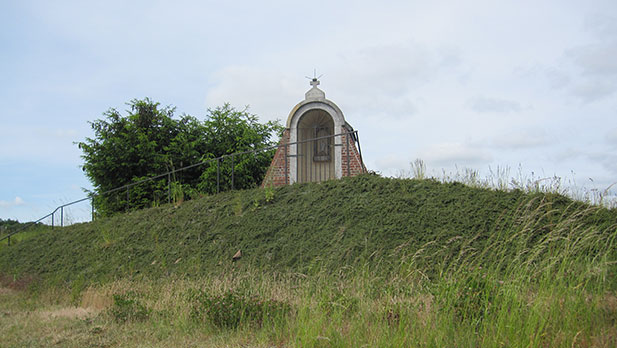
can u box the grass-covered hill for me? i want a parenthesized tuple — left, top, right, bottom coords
(1, 174, 616, 286)
(2, 175, 617, 347)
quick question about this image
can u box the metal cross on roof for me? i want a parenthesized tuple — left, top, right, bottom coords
(306, 69, 323, 87)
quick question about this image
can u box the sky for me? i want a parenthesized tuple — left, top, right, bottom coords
(1, 0, 616, 223)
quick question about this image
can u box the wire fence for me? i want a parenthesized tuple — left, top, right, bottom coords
(0, 130, 364, 246)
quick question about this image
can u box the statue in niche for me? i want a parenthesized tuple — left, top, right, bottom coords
(313, 126, 331, 162)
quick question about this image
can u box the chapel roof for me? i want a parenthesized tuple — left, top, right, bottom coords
(285, 78, 347, 128)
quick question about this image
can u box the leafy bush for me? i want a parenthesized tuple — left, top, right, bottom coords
(78, 100, 282, 216)
(190, 289, 291, 329)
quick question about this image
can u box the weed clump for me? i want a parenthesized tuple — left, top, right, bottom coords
(435, 270, 501, 326)
(189, 289, 291, 329)
(108, 292, 151, 323)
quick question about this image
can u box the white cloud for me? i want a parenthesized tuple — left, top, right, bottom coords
(205, 39, 463, 124)
(606, 129, 617, 146)
(0, 197, 25, 208)
(469, 97, 523, 113)
(37, 128, 79, 138)
(418, 142, 493, 167)
(328, 42, 462, 109)
(336, 43, 437, 96)
(569, 79, 617, 102)
(0, 126, 83, 165)
(205, 66, 303, 123)
(545, 69, 571, 89)
(374, 154, 413, 174)
(559, 14, 617, 102)
(567, 43, 617, 77)
(493, 129, 548, 149)
(552, 146, 617, 182)
(584, 14, 617, 43)
(553, 148, 584, 162)
(587, 152, 617, 175)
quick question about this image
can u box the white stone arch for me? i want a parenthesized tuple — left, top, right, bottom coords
(286, 98, 346, 184)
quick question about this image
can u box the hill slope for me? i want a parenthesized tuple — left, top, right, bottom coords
(1, 175, 615, 284)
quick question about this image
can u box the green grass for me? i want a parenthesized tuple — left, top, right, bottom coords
(3, 175, 615, 284)
(1, 174, 616, 346)
(1, 262, 615, 347)
(0, 224, 52, 248)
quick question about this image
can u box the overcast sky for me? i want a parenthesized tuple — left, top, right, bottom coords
(1, 0, 616, 222)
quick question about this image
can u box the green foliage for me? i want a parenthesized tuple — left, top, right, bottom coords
(0, 218, 21, 229)
(197, 104, 281, 194)
(0, 219, 42, 238)
(109, 292, 151, 323)
(0, 223, 50, 248)
(78, 99, 281, 216)
(1, 175, 616, 288)
(318, 288, 360, 316)
(2, 173, 617, 346)
(169, 181, 185, 205)
(70, 275, 87, 304)
(435, 270, 500, 325)
(264, 184, 275, 203)
(190, 289, 290, 329)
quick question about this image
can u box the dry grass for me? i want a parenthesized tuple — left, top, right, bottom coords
(0, 286, 15, 296)
(1, 271, 617, 347)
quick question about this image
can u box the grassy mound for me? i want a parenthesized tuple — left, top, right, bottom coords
(2, 175, 617, 347)
(0, 175, 615, 286)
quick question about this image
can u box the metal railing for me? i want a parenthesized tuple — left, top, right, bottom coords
(0, 130, 364, 246)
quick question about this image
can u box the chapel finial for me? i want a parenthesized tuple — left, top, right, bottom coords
(304, 70, 326, 100)
(306, 69, 323, 88)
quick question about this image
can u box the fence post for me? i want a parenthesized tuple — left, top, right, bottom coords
(61, 206, 64, 227)
(52, 212, 54, 230)
(285, 143, 288, 185)
(126, 187, 129, 212)
(91, 197, 95, 221)
(217, 158, 220, 194)
(231, 155, 235, 190)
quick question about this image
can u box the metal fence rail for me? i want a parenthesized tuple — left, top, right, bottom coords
(0, 130, 364, 246)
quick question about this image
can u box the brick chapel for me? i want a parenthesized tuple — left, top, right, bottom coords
(262, 78, 366, 187)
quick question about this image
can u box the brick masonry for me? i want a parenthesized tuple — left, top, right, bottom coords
(340, 127, 366, 178)
(262, 129, 291, 187)
(262, 127, 366, 187)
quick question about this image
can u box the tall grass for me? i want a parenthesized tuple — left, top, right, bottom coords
(0, 224, 51, 248)
(406, 159, 617, 209)
(3, 195, 615, 347)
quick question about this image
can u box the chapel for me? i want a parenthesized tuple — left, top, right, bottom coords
(262, 78, 366, 186)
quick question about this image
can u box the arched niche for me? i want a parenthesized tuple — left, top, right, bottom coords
(286, 83, 346, 183)
(296, 109, 335, 182)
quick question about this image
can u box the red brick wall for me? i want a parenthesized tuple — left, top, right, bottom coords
(262, 129, 291, 187)
(341, 128, 367, 177)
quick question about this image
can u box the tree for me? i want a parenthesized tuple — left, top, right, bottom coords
(78, 99, 282, 216)
(197, 104, 281, 194)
